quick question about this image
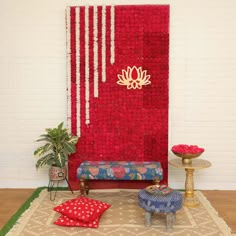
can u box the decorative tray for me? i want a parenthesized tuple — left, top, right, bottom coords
(145, 184, 173, 196)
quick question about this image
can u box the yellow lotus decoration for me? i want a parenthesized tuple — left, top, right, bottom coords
(117, 66, 151, 89)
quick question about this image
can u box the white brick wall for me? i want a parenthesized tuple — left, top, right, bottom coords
(0, 0, 235, 189)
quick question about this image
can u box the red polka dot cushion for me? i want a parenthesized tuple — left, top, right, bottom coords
(54, 214, 100, 228)
(53, 196, 111, 223)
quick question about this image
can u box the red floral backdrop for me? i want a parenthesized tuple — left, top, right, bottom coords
(66, 5, 169, 189)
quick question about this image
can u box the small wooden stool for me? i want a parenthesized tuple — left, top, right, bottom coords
(138, 189, 183, 230)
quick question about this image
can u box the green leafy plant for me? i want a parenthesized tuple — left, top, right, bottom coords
(34, 122, 78, 169)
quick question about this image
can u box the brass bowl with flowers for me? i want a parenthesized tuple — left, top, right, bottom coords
(172, 152, 203, 164)
(171, 144, 205, 164)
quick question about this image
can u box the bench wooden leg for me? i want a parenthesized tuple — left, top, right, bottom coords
(80, 179, 85, 195)
(85, 182, 89, 195)
(80, 179, 89, 195)
(153, 177, 160, 185)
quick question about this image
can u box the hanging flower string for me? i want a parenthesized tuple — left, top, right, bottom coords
(171, 144, 204, 154)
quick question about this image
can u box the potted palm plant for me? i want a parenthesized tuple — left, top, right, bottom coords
(34, 122, 78, 181)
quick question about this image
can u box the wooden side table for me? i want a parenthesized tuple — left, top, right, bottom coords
(169, 159, 211, 207)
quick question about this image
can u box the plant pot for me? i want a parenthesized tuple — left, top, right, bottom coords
(49, 165, 67, 181)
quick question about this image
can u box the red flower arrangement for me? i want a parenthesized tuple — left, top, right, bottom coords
(171, 144, 204, 155)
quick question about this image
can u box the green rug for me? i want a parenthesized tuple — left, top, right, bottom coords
(0, 187, 68, 236)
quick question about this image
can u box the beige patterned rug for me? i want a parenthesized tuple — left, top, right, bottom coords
(6, 189, 233, 236)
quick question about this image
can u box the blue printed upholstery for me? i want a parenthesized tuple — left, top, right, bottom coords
(77, 161, 163, 181)
(138, 189, 183, 213)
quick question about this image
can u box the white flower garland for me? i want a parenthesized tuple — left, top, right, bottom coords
(101, 5, 106, 83)
(76, 7, 81, 136)
(85, 5, 90, 124)
(67, 6, 116, 131)
(66, 7, 71, 132)
(93, 5, 99, 98)
(110, 5, 115, 64)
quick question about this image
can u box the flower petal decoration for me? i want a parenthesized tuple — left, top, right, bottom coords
(171, 144, 205, 154)
(117, 66, 151, 89)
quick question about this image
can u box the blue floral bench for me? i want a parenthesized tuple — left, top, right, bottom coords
(77, 161, 163, 195)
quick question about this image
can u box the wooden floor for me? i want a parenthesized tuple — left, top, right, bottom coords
(0, 189, 236, 233)
(202, 190, 236, 233)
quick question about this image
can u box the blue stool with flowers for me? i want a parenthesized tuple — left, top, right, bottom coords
(138, 187, 183, 230)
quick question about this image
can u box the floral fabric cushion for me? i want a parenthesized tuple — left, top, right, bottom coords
(77, 161, 163, 180)
(54, 214, 100, 228)
(53, 196, 111, 224)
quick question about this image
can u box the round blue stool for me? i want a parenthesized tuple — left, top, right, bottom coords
(138, 189, 183, 230)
